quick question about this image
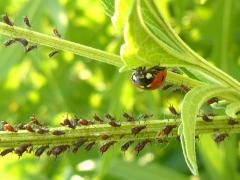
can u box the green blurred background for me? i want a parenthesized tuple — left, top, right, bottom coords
(0, 0, 239, 179)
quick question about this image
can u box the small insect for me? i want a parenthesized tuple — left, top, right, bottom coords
(35, 145, 49, 157)
(24, 123, 35, 132)
(101, 134, 111, 140)
(60, 117, 75, 129)
(168, 105, 180, 116)
(134, 139, 151, 155)
(214, 133, 229, 144)
(162, 84, 174, 90)
(121, 140, 134, 152)
(202, 114, 213, 122)
(30, 115, 42, 126)
(85, 142, 96, 151)
(48, 50, 59, 58)
(14, 38, 28, 47)
(122, 112, 135, 122)
(78, 119, 94, 126)
(162, 125, 177, 136)
(49, 145, 70, 158)
(2, 14, 14, 26)
(105, 113, 115, 121)
(207, 97, 219, 105)
(131, 66, 167, 90)
(0, 148, 14, 156)
(23, 16, 31, 28)
(17, 123, 25, 130)
(138, 113, 153, 120)
(36, 127, 49, 134)
(109, 121, 121, 127)
(93, 114, 104, 124)
(228, 118, 239, 125)
(180, 84, 190, 93)
(100, 141, 116, 154)
(53, 28, 61, 38)
(52, 130, 65, 136)
(131, 125, 146, 136)
(4, 123, 17, 132)
(26, 44, 37, 53)
(15, 143, 32, 157)
(4, 39, 16, 46)
(72, 138, 87, 153)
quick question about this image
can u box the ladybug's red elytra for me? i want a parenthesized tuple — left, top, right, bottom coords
(131, 66, 167, 90)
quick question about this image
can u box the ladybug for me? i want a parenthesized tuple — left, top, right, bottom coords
(131, 66, 167, 90)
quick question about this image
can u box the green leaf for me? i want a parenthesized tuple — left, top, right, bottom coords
(100, 0, 115, 17)
(225, 102, 240, 118)
(181, 85, 240, 175)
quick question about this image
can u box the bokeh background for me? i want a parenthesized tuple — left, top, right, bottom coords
(0, 0, 239, 179)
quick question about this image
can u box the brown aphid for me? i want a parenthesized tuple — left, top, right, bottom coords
(60, 117, 75, 129)
(52, 130, 65, 136)
(169, 105, 180, 116)
(100, 141, 116, 154)
(14, 38, 28, 47)
(162, 125, 177, 136)
(122, 112, 135, 122)
(131, 125, 146, 136)
(2, 14, 14, 26)
(101, 134, 111, 140)
(4, 123, 17, 132)
(109, 121, 121, 127)
(93, 114, 104, 124)
(85, 142, 96, 151)
(134, 139, 151, 155)
(53, 28, 61, 38)
(24, 123, 35, 132)
(26, 44, 37, 53)
(202, 114, 213, 122)
(207, 97, 219, 105)
(228, 118, 239, 126)
(48, 50, 59, 58)
(121, 140, 134, 152)
(50, 145, 70, 158)
(78, 118, 94, 126)
(15, 143, 32, 157)
(4, 39, 16, 46)
(72, 138, 87, 153)
(105, 113, 115, 121)
(180, 84, 190, 93)
(16, 123, 25, 130)
(35, 145, 49, 157)
(0, 148, 14, 156)
(36, 127, 49, 134)
(30, 115, 42, 126)
(214, 133, 229, 144)
(23, 16, 31, 28)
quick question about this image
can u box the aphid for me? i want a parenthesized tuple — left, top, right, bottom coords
(162, 84, 174, 90)
(228, 118, 239, 125)
(17, 123, 25, 130)
(121, 140, 134, 152)
(24, 123, 35, 132)
(49, 145, 70, 158)
(35, 145, 49, 157)
(78, 119, 94, 126)
(4, 123, 17, 132)
(4, 39, 16, 46)
(168, 105, 180, 116)
(53, 28, 61, 38)
(52, 130, 65, 136)
(48, 50, 59, 58)
(93, 114, 104, 124)
(101, 134, 111, 140)
(0, 148, 14, 156)
(207, 97, 219, 105)
(109, 121, 121, 127)
(180, 84, 190, 93)
(131, 66, 167, 90)
(36, 127, 49, 134)
(214, 133, 229, 144)
(202, 114, 213, 122)
(72, 138, 87, 153)
(15, 143, 32, 157)
(26, 44, 37, 53)
(134, 139, 151, 155)
(162, 125, 177, 136)
(85, 142, 96, 151)
(14, 38, 28, 47)
(138, 113, 153, 120)
(60, 117, 75, 129)
(30, 115, 42, 126)
(23, 16, 31, 28)
(122, 112, 135, 122)
(2, 14, 14, 26)
(100, 141, 116, 154)
(105, 113, 115, 121)
(131, 125, 146, 136)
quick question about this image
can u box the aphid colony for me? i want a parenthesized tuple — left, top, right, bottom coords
(2, 14, 60, 57)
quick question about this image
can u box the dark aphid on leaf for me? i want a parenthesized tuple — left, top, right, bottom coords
(72, 138, 87, 153)
(180, 84, 190, 93)
(4, 39, 16, 46)
(162, 84, 174, 90)
(93, 114, 104, 124)
(15, 143, 32, 157)
(48, 50, 59, 58)
(122, 112, 135, 122)
(37, 127, 49, 134)
(131, 125, 146, 136)
(214, 133, 229, 144)
(24, 123, 35, 132)
(85, 142, 96, 151)
(228, 118, 239, 126)
(101, 134, 111, 140)
(134, 139, 151, 155)
(52, 130, 65, 136)
(4, 123, 17, 132)
(121, 140, 134, 152)
(60, 117, 75, 129)
(138, 113, 153, 120)
(168, 105, 180, 116)
(78, 118, 94, 126)
(14, 38, 28, 47)
(207, 97, 219, 105)
(162, 125, 177, 136)
(100, 141, 116, 154)
(0, 148, 14, 156)
(53, 28, 61, 38)
(26, 44, 37, 53)
(202, 114, 213, 122)
(23, 16, 31, 28)
(35, 145, 49, 157)
(17, 123, 25, 130)
(105, 113, 115, 121)
(2, 14, 14, 26)
(30, 115, 42, 126)
(49, 145, 70, 158)
(131, 66, 167, 90)
(109, 121, 121, 127)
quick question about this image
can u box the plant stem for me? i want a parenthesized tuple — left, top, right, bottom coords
(0, 116, 239, 148)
